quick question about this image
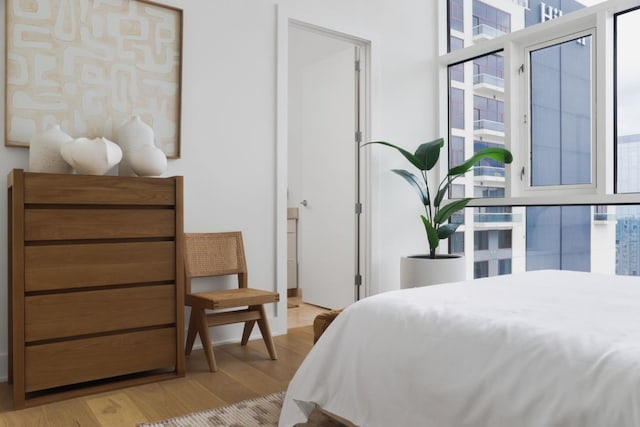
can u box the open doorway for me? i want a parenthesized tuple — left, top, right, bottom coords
(286, 21, 369, 327)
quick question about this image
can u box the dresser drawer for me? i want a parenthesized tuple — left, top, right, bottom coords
(23, 172, 176, 205)
(25, 284, 176, 341)
(25, 328, 177, 392)
(25, 241, 175, 292)
(25, 209, 175, 241)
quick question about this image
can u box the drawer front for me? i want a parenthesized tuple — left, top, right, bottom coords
(25, 285, 176, 342)
(25, 328, 177, 392)
(24, 173, 176, 205)
(25, 209, 175, 241)
(25, 241, 175, 292)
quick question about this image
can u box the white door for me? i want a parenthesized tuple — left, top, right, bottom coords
(288, 26, 361, 309)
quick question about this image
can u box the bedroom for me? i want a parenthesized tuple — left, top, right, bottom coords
(1, 0, 639, 425)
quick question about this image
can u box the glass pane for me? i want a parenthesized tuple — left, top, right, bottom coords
(449, 231, 465, 254)
(453, 204, 640, 279)
(616, 8, 640, 193)
(446, 1, 603, 53)
(448, 52, 506, 204)
(530, 35, 592, 186)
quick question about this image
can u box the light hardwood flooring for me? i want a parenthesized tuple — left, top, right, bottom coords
(0, 325, 315, 427)
(287, 298, 331, 329)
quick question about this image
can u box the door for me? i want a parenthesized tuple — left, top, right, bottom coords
(288, 25, 362, 309)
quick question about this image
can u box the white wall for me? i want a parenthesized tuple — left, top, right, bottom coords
(0, 0, 439, 381)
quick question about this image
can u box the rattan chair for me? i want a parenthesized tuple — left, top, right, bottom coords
(183, 232, 279, 372)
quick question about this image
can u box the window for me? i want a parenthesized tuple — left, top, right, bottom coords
(450, 136, 465, 168)
(449, 232, 465, 254)
(526, 206, 590, 271)
(449, 0, 464, 34)
(498, 230, 512, 249)
(529, 34, 593, 187)
(441, 1, 638, 278)
(616, 8, 640, 193)
(498, 258, 512, 275)
(449, 87, 465, 129)
(474, 95, 504, 129)
(450, 36, 464, 53)
(474, 261, 489, 278)
(473, 1, 511, 35)
(474, 230, 489, 250)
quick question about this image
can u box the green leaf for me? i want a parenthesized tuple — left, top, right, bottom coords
(437, 223, 459, 240)
(433, 184, 449, 209)
(392, 169, 428, 205)
(362, 141, 426, 170)
(434, 198, 471, 225)
(421, 215, 440, 253)
(448, 147, 513, 177)
(414, 138, 444, 171)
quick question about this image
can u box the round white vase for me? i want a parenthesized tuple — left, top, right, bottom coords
(400, 255, 466, 289)
(129, 144, 167, 177)
(29, 124, 73, 173)
(116, 115, 155, 176)
(60, 137, 123, 175)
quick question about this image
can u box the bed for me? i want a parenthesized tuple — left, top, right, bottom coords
(279, 270, 640, 427)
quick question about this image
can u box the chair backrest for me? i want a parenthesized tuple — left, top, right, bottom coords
(184, 232, 248, 293)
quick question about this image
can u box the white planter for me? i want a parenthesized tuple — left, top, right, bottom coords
(400, 255, 466, 289)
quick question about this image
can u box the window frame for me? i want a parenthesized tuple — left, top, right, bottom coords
(438, 0, 640, 209)
(522, 28, 597, 195)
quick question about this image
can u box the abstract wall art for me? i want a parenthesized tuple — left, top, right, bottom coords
(5, 0, 183, 158)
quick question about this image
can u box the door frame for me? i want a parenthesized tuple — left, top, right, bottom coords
(275, 8, 372, 330)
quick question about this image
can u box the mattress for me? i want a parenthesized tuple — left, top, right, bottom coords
(279, 270, 640, 427)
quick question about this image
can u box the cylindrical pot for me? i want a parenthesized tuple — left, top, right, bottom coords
(115, 115, 155, 176)
(29, 124, 73, 173)
(400, 255, 466, 289)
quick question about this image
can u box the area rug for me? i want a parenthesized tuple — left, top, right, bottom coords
(137, 391, 347, 427)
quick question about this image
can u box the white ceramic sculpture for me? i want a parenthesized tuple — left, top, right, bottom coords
(116, 115, 165, 176)
(60, 137, 123, 175)
(129, 144, 168, 177)
(29, 124, 74, 173)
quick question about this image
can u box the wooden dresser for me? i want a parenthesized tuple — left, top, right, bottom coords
(7, 169, 185, 408)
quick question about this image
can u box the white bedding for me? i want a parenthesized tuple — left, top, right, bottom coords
(279, 270, 640, 427)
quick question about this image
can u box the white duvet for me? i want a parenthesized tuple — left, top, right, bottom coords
(279, 270, 640, 427)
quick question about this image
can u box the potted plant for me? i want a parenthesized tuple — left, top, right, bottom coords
(364, 138, 513, 287)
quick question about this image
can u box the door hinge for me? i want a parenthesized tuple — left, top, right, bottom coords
(355, 274, 362, 286)
(523, 114, 528, 124)
(355, 59, 361, 72)
(355, 202, 362, 214)
(355, 130, 362, 143)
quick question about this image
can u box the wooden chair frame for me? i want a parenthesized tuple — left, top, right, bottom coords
(183, 232, 279, 372)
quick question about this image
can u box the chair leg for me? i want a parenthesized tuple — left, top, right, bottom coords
(196, 308, 218, 372)
(241, 319, 256, 346)
(257, 305, 278, 360)
(185, 310, 198, 356)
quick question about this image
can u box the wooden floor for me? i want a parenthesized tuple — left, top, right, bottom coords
(0, 326, 315, 427)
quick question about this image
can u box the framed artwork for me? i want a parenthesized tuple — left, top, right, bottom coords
(5, 0, 183, 158)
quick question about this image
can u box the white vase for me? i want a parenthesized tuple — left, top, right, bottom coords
(116, 115, 155, 176)
(400, 255, 466, 289)
(60, 137, 123, 175)
(29, 124, 73, 173)
(129, 144, 167, 177)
